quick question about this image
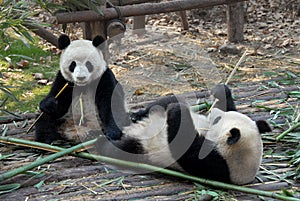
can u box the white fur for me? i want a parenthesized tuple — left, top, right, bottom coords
(60, 40, 107, 86)
(207, 108, 263, 184)
(59, 92, 101, 143)
(123, 109, 181, 169)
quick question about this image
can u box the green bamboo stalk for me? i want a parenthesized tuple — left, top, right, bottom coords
(0, 137, 96, 182)
(276, 121, 300, 141)
(0, 136, 299, 201)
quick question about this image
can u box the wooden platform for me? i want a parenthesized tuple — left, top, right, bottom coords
(0, 79, 299, 200)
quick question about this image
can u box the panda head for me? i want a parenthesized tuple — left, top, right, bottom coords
(207, 108, 271, 184)
(58, 35, 107, 86)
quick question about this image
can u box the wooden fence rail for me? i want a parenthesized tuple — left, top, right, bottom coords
(56, 0, 247, 24)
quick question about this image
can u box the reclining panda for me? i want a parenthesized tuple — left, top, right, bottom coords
(35, 35, 130, 144)
(96, 85, 271, 185)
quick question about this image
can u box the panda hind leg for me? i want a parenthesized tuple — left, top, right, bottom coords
(211, 84, 236, 111)
(95, 135, 145, 162)
(130, 95, 183, 122)
(35, 114, 62, 144)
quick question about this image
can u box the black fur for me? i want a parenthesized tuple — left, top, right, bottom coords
(256, 120, 272, 134)
(166, 103, 230, 182)
(35, 68, 130, 143)
(95, 135, 146, 162)
(211, 84, 236, 111)
(227, 128, 241, 145)
(58, 34, 71, 50)
(92, 35, 105, 47)
(130, 95, 185, 122)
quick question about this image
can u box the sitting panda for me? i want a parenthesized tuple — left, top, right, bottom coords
(95, 85, 271, 185)
(35, 35, 130, 144)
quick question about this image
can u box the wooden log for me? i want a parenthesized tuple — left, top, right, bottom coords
(226, 2, 245, 42)
(110, 0, 159, 5)
(56, 0, 248, 24)
(0, 113, 38, 124)
(24, 23, 58, 47)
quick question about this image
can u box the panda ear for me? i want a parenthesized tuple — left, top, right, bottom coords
(92, 35, 105, 47)
(227, 128, 241, 145)
(58, 34, 71, 50)
(256, 120, 272, 134)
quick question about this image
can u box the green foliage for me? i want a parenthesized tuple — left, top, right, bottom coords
(62, 0, 104, 14)
(0, 80, 18, 116)
(0, 37, 58, 113)
(0, 0, 38, 45)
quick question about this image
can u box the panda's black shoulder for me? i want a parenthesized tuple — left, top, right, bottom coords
(99, 68, 118, 85)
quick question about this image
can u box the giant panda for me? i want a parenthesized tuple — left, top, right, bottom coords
(95, 85, 271, 185)
(35, 35, 130, 144)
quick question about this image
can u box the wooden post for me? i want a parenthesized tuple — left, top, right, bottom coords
(133, 15, 146, 30)
(178, 11, 189, 30)
(82, 20, 106, 40)
(227, 2, 245, 42)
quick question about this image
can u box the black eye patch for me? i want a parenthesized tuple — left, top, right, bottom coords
(69, 61, 76, 72)
(86, 61, 93, 72)
(212, 116, 222, 125)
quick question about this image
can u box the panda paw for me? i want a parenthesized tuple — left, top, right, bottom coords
(40, 96, 58, 115)
(103, 127, 123, 140)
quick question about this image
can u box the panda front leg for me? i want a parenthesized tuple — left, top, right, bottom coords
(39, 71, 73, 118)
(35, 114, 62, 144)
(35, 71, 73, 143)
(95, 69, 130, 140)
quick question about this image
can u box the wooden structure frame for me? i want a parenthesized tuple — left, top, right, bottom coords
(55, 0, 247, 42)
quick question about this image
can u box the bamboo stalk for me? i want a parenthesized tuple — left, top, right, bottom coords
(26, 83, 69, 134)
(276, 121, 300, 141)
(209, 50, 247, 111)
(0, 137, 96, 182)
(0, 136, 298, 201)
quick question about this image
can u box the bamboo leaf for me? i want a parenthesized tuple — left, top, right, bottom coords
(34, 180, 45, 189)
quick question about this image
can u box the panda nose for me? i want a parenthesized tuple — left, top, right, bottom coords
(77, 76, 86, 81)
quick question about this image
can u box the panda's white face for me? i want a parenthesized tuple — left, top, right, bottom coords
(60, 40, 107, 86)
(207, 108, 264, 184)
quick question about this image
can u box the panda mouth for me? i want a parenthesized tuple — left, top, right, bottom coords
(75, 81, 88, 86)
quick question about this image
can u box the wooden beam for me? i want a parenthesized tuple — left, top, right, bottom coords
(56, 0, 248, 24)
